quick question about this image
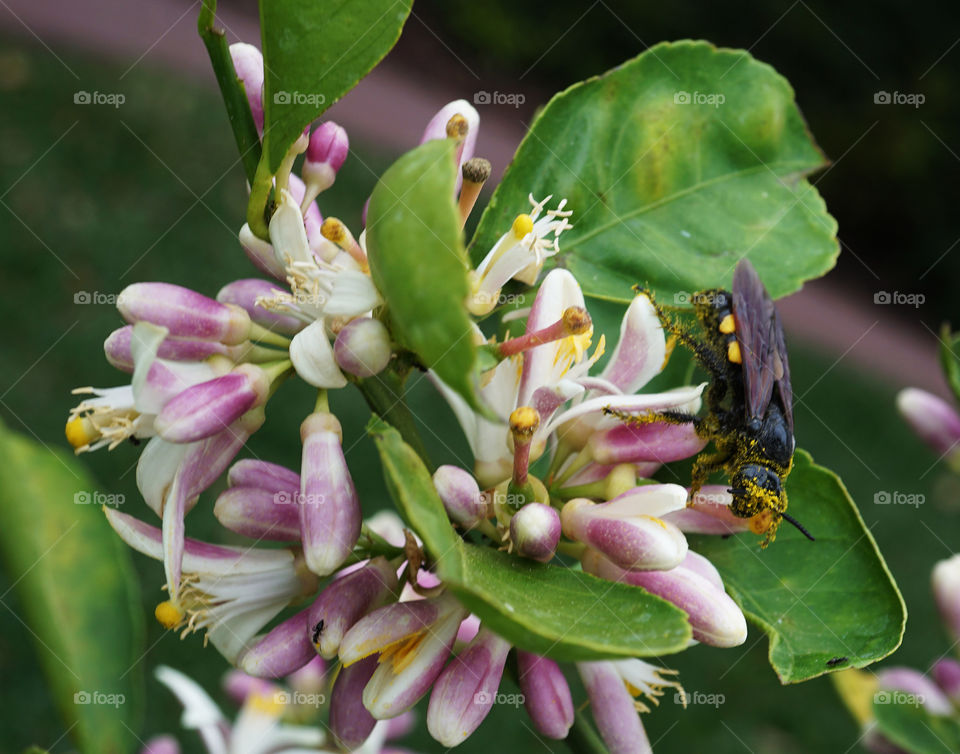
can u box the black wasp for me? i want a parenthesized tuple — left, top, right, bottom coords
(611, 258, 813, 546)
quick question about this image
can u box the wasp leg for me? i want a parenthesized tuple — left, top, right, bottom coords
(602, 407, 701, 428)
(689, 448, 732, 501)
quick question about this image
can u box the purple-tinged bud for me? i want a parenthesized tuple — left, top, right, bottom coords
(560, 486, 688, 572)
(516, 651, 574, 739)
(154, 365, 269, 443)
(662, 486, 751, 535)
(222, 670, 276, 706)
(877, 667, 953, 716)
(216, 279, 304, 336)
(577, 661, 651, 754)
(104, 325, 233, 373)
(238, 608, 315, 678)
(432, 465, 487, 528)
(306, 556, 399, 659)
(426, 626, 511, 747)
(287, 656, 327, 695)
(333, 317, 392, 378)
(229, 42, 264, 133)
(299, 412, 362, 576)
(897, 388, 960, 464)
(118, 282, 251, 345)
(933, 554, 960, 642)
(583, 549, 747, 647)
(239, 223, 286, 280)
(585, 422, 707, 465)
(330, 655, 379, 749)
(510, 503, 561, 562)
(933, 658, 960, 704)
(141, 736, 180, 754)
(228, 459, 300, 494)
(214, 486, 301, 541)
(302, 121, 349, 201)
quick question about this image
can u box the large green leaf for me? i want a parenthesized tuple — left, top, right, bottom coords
(470, 40, 839, 303)
(260, 0, 412, 169)
(874, 698, 960, 754)
(0, 421, 144, 753)
(369, 418, 692, 660)
(692, 450, 904, 684)
(367, 140, 483, 411)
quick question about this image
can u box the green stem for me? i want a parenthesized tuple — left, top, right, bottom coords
(247, 155, 275, 240)
(355, 368, 433, 472)
(248, 322, 291, 348)
(565, 709, 610, 754)
(197, 0, 261, 185)
(314, 389, 329, 414)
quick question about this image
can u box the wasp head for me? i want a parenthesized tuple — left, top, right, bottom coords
(729, 463, 786, 540)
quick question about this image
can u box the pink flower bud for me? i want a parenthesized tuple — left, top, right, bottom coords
(577, 661, 651, 754)
(330, 655, 379, 749)
(586, 421, 706, 465)
(222, 670, 275, 706)
(216, 279, 304, 335)
(432, 465, 487, 528)
(303, 121, 349, 197)
(104, 325, 231, 373)
(214, 486, 301, 541)
(560, 486, 688, 572)
(118, 282, 251, 345)
(334, 317, 392, 378)
(933, 658, 960, 704)
(227, 459, 300, 494)
(238, 608, 314, 678)
(933, 554, 960, 642)
(229, 42, 264, 133)
(154, 365, 269, 443)
(877, 667, 953, 715)
(426, 627, 511, 746)
(306, 557, 399, 659)
(299, 412, 362, 576)
(510, 503, 561, 562)
(897, 388, 960, 462)
(516, 651, 574, 739)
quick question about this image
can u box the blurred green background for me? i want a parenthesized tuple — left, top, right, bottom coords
(1, 0, 959, 750)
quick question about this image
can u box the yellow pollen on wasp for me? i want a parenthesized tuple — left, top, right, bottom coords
(727, 340, 742, 364)
(719, 313, 736, 334)
(749, 509, 777, 535)
(378, 630, 428, 674)
(512, 213, 534, 240)
(155, 600, 185, 629)
(65, 416, 99, 450)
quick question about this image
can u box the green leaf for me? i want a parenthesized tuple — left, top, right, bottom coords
(874, 698, 960, 754)
(260, 0, 412, 170)
(369, 419, 692, 661)
(470, 40, 838, 303)
(0, 422, 144, 753)
(938, 323, 960, 404)
(367, 140, 483, 411)
(691, 450, 905, 684)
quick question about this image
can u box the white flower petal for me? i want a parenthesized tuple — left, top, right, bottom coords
(289, 319, 348, 389)
(268, 189, 312, 266)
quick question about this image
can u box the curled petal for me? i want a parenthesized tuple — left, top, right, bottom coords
(290, 320, 348, 389)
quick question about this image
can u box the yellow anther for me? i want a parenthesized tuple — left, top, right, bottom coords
(379, 631, 427, 674)
(509, 406, 541, 439)
(719, 313, 736, 334)
(154, 600, 185, 629)
(445, 113, 469, 139)
(727, 340, 742, 364)
(562, 306, 592, 336)
(65, 416, 99, 449)
(512, 213, 534, 239)
(320, 217, 347, 244)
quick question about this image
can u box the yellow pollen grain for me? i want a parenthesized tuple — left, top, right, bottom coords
(378, 631, 427, 674)
(320, 217, 347, 243)
(719, 313, 736, 334)
(65, 416, 99, 449)
(155, 600, 185, 629)
(727, 341, 742, 364)
(512, 213, 534, 239)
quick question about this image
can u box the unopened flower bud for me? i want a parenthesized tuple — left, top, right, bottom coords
(877, 667, 953, 716)
(510, 503, 561, 562)
(238, 608, 314, 678)
(302, 121, 349, 209)
(118, 282, 251, 345)
(897, 387, 960, 466)
(433, 465, 487, 528)
(103, 325, 231, 373)
(216, 278, 304, 336)
(229, 42, 264, 133)
(516, 651, 574, 739)
(933, 554, 960, 642)
(333, 317, 392, 377)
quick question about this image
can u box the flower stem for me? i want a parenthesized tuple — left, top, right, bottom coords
(314, 389, 329, 414)
(354, 368, 434, 472)
(197, 0, 261, 185)
(247, 155, 274, 240)
(564, 709, 610, 754)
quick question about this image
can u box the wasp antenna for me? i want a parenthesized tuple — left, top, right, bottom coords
(781, 512, 815, 542)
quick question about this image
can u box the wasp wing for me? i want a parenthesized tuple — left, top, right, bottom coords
(732, 259, 778, 424)
(771, 304, 794, 435)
